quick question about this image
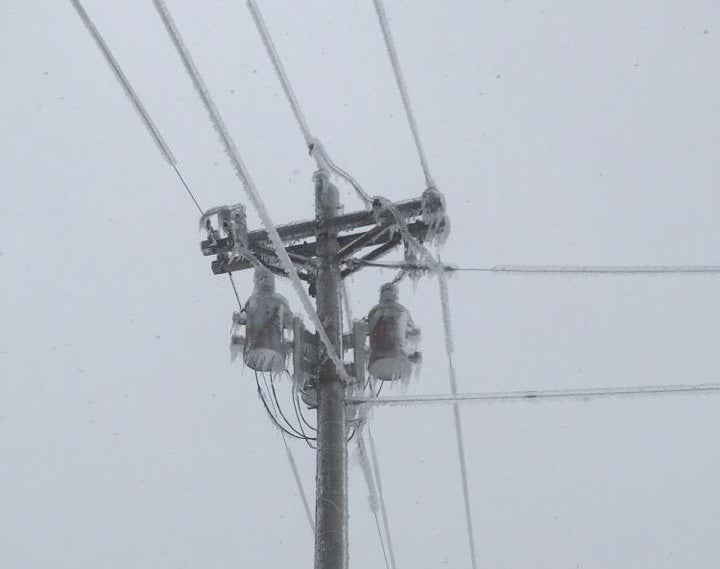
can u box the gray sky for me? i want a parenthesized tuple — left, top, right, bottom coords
(2, 0, 719, 567)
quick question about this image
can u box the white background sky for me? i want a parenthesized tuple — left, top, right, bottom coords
(1, 1, 719, 567)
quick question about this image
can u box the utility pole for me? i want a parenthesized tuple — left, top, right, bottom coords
(200, 172, 440, 569)
(313, 171, 347, 569)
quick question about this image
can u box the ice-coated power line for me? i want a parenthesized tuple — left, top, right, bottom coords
(246, 0, 313, 149)
(69, 0, 204, 214)
(152, 0, 349, 382)
(438, 273, 478, 569)
(354, 260, 720, 276)
(69, 0, 175, 166)
(347, 382, 720, 406)
(371, 0, 435, 189)
(357, 433, 391, 569)
(281, 431, 315, 534)
(468, 265, 720, 275)
(72, 1, 321, 538)
(367, 427, 398, 569)
(246, 1, 374, 208)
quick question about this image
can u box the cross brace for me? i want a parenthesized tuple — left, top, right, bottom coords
(201, 196, 430, 287)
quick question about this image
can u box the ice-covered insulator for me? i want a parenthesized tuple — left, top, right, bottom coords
(367, 283, 421, 382)
(421, 187, 450, 245)
(243, 268, 293, 373)
(199, 203, 248, 256)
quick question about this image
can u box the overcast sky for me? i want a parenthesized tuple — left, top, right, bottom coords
(2, 1, 720, 567)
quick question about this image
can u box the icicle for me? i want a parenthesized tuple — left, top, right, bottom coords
(421, 187, 450, 246)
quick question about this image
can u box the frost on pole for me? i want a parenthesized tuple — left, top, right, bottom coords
(367, 283, 421, 383)
(232, 268, 293, 373)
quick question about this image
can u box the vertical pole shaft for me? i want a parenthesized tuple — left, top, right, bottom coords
(314, 172, 347, 569)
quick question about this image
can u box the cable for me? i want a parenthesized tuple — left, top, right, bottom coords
(254, 372, 307, 440)
(171, 164, 204, 214)
(228, 272, 243, 309)
(471, 265, 720, 275)
(438, 273, 478, 569)
(363, 3, 480, 552)
(267, 373, 310, 439)
(153, 0, 350, 383)
(367, 427, 398, 569)
(280, 430, 316, 534)
(371, 0, 435, 189)
(246, 0, 313, 149)
(352, 260, 720, 276)
(357, 433, 392, 569)
(72, 1, 316, 541)
(70, 0, 207, 216)
(246, 1, 373, 208)
(347, 381, 720, 406)
(70, 0, 176, 168)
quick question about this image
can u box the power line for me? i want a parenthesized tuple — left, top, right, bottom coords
(347, 382, 720, 406)
(357, 433, 392, 569)
(171, 164, 203, 214)
(70, 0, 205, 217)
(438, 274, 478, 569)
(463, 265, 720, 275)
(246, 2, 373, 208)
(280, 431, 315, 534)
(367, 427, 398, 569)
(246, 0, 313, 149)
(69, 0, 176, 168)
(370, 2, 478, 563)
(70, 4, 320, 540)
(371, 0, 435, 189)
(354, 259, 720, 276)
(152, 0, 349, 383)
(227, 272, 243, 309)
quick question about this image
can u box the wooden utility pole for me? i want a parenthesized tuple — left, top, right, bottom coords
(313, 171, 347, 569)
(201, 174, 434, 569)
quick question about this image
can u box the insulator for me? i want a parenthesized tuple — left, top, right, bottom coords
(198, 203, 248, 256)
(367, 283, 421, 382)
(243, 268, 293, 373)
(420, 187, 450, 245)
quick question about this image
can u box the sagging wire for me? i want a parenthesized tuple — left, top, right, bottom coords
(256, 377, 316, 534)
(293, 385, 318, 434)
(254, 371, 308, 441)
(266, 373, 308, 439)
